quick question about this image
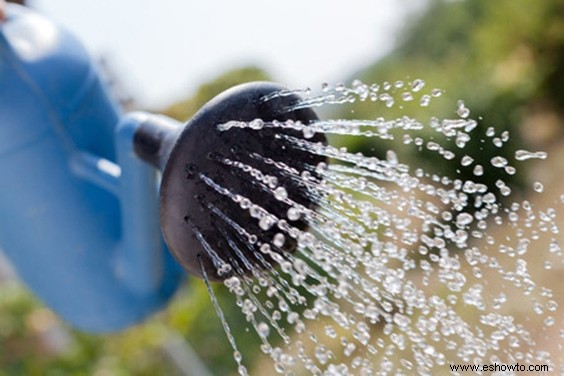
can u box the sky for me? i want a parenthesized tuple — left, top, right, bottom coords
(32, 0, 426, 108)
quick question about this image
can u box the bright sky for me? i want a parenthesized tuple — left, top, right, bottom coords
(33, 0, 426, 108)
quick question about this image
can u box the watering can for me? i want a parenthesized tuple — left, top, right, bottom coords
(0, 4, 322, 332)
(0, 4, 185, 332)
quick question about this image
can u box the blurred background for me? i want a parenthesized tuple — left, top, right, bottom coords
(1, 0, 564, 374)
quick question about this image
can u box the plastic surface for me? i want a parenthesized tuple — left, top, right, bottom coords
(159, 82, 325, 280)
(0, 5, 183, 332)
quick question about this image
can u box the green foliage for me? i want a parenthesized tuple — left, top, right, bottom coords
(335, 0, 564, 197)
(162, 66, 271, 121)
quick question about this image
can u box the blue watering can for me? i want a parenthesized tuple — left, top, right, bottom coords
(0, 4, 184, 332)
(0, 4, 322, 332)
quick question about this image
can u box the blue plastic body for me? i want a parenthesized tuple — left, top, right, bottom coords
(0, 5, 183, 332)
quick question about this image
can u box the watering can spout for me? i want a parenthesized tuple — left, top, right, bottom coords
(131, 113, 181, 171)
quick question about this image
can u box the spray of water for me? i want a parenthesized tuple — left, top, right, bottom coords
(193, 79, 560, 375)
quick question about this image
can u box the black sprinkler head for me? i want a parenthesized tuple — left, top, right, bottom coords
(135, 82, 326, 281)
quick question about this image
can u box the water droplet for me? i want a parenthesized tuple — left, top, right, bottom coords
(461, 155, 474, 166)
(393, 313, 410, 329)
(250, 205, 262, 218)
(424, 345, 436, 355)
(303, 126, 315, 139)
(456, 212, 474, 227)
(504, 166, 516, 175)
(491, 156, 508, 168)
(547, 300, 558, 312)
(379, 93, 394, 108)
(287, 207, 301, 221)
(401, 92, 414, 101)
(266, 176, 278, 189)
(249, 118, 264, 130)
(240, 198, 251, 209)
(426, 141, 440, 151)
(501, 130, 510, 142)
(259, 215, 276, 231)
(420, 95, 431, 107)
(274, 187, 288, 201)
(456, 100, 470, 118)
(273, 233, 285, 248)
(533, 181, 544, 193)
(316, 161, 328, 173)
(410, 79, 425, 92)
(443, 150, 455, 160)
(314, 345, 331, 364)
(383, 271, 402, 295)
(344, 342, 356, 357)
(501, 187, 512, 197)
(257, 322, 270, 337)
(237, 365, 248, 376)
(515, 150, 547, 161)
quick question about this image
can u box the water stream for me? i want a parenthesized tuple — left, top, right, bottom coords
(195, 79, 560, 375)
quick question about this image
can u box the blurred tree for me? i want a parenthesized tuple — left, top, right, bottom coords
(162, 66, 271, 121)
(337, 0, 564, 198)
